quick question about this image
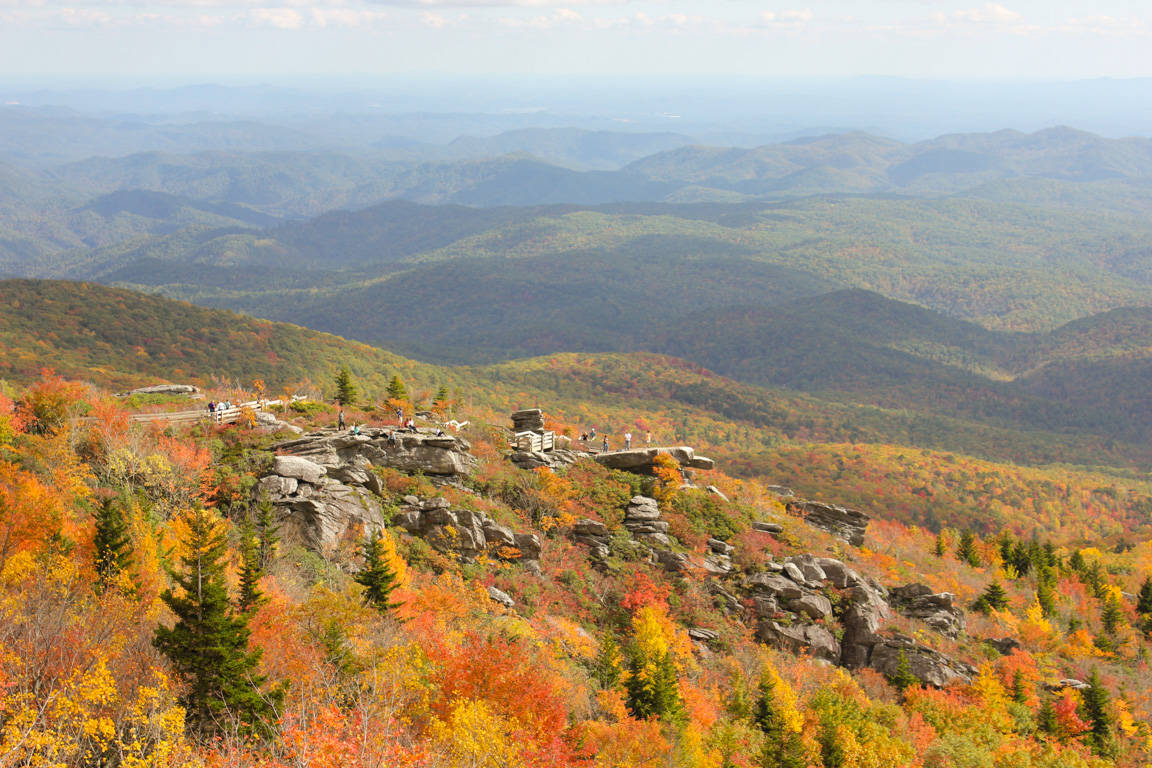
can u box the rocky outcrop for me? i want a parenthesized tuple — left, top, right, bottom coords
(511, 409, 546, 433)
(127, 384, 199, 396)
(785, 500, 869, 546)
(870, 636, 976, 688)
(256, 466, 385, 554)
(567, 495, 731, 575)
(274, 428, 477, 477)
(890, 584, 966, 638)
(509, 449, 584, 471)
(257, 428, 477, 553)
(255, 410, 303, 435)
(624, 496, 672, 547)
(594, 446, 715, 474)
(395, 496, 541, 568)
(743, 553, 974, 686)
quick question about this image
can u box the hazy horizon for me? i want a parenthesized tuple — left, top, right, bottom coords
(1, 1, 1150, 80)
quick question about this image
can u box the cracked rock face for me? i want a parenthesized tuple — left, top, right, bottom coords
(273, 428, 478, 477)
(744, 553, 973, 687)
(257, 473, 385, 554)
(258, 428, 478, 553)
(889, 584, 967, 638)
(786, 500, 870, 546)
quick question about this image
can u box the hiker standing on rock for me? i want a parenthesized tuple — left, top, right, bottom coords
(646, 431, 652, 446)
(338, 409, 346, 430)
(624, 431, 633, 449)
(602, 435, 609, 453)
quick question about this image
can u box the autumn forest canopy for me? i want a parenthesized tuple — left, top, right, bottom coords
(6, 81, 1152, 767)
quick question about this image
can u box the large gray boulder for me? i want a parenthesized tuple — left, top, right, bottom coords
(757, 621, 841, 662)
(128, 384, 199, 396)
(593, 446, 715, 474)
(890, 584, 967, 638)
(786, 500, 870, 546)
(746, 572, 805, 601)
(273, 455, 327, 484)
(870, 636, 975, 687)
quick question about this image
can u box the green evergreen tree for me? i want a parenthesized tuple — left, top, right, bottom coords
(1082, 561, 1107, 599)
(887, 650, 919, 692)
(254, 494, 280, 571)
(1080, 669, 1116, 758)
(591, 633, 623, 690)
(333, 365, 358, 406)
(997, 532, 1015, 570)
(153, 506, 282, 739)
(93, 494, 132, 593)
(354, 530, 400, 614)
(956, 529, 981, 567)
(1010, 669, 1028, 704)
(1037, 696, 1057, 736)
(1068, 549, 1087, 573)
(975, 580, 1009, 613)
(932, 531, 947, 558)
(1100, 594, 1124, 637)
(386, 375, 408, 402)
(1036, 572, 1057, 619)
(752, 673, 807, 768)
(624, 646, 682, 722)
(433, 384, 450, 407)
(1136, 576, 1152, 616)
(236, 516, 264, 615)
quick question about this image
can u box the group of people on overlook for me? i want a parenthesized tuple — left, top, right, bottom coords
(579, 427, 653, 453)
(336, 408, 443, 438)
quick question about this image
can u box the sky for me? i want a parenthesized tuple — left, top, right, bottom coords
(0, 1, 1149, 79)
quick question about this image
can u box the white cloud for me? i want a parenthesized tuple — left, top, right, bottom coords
(310, 7, 389, 27)
(952, 3, 1021, 25)
(247, 6, 303, 28)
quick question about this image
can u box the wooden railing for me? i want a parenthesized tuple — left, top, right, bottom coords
(513, 430, 555, 452)
(117, 399, 284, 426)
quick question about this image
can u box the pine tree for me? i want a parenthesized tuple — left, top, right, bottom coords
(981, 580, 1009, 612)
(887, 649, 919, 692)
(624, 646, 682, 722)
(334, 365, 358, 406)
(1080, 669, 1116, 758)
(1068, 549, 1087, 573)
(956, 530, 980, 567)
(354, 530, 400, 614)
(591, 633, 623, 690)
(1037, 695, 1057, 736)
(236, 516, 264, 615)
(752, 673, 806, 768)
(386, 375, 408, 403)
(1136, 576, 1152, 616)
(1100, 594, 1124, 637)
(433, 384, 450, 407)
(932, 531, 947, 558)
(1010, 669, 1028, 704)
(93, 494, 132, 593)
(1082, 561, 1107, 599)
(254, 494, 280, 571)
(153, 506, 282, 739)
(1036, 571, 1057, 618)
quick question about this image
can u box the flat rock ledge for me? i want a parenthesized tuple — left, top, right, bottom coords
(273, 427, 477, 477)
(593, 446, 715, 475)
